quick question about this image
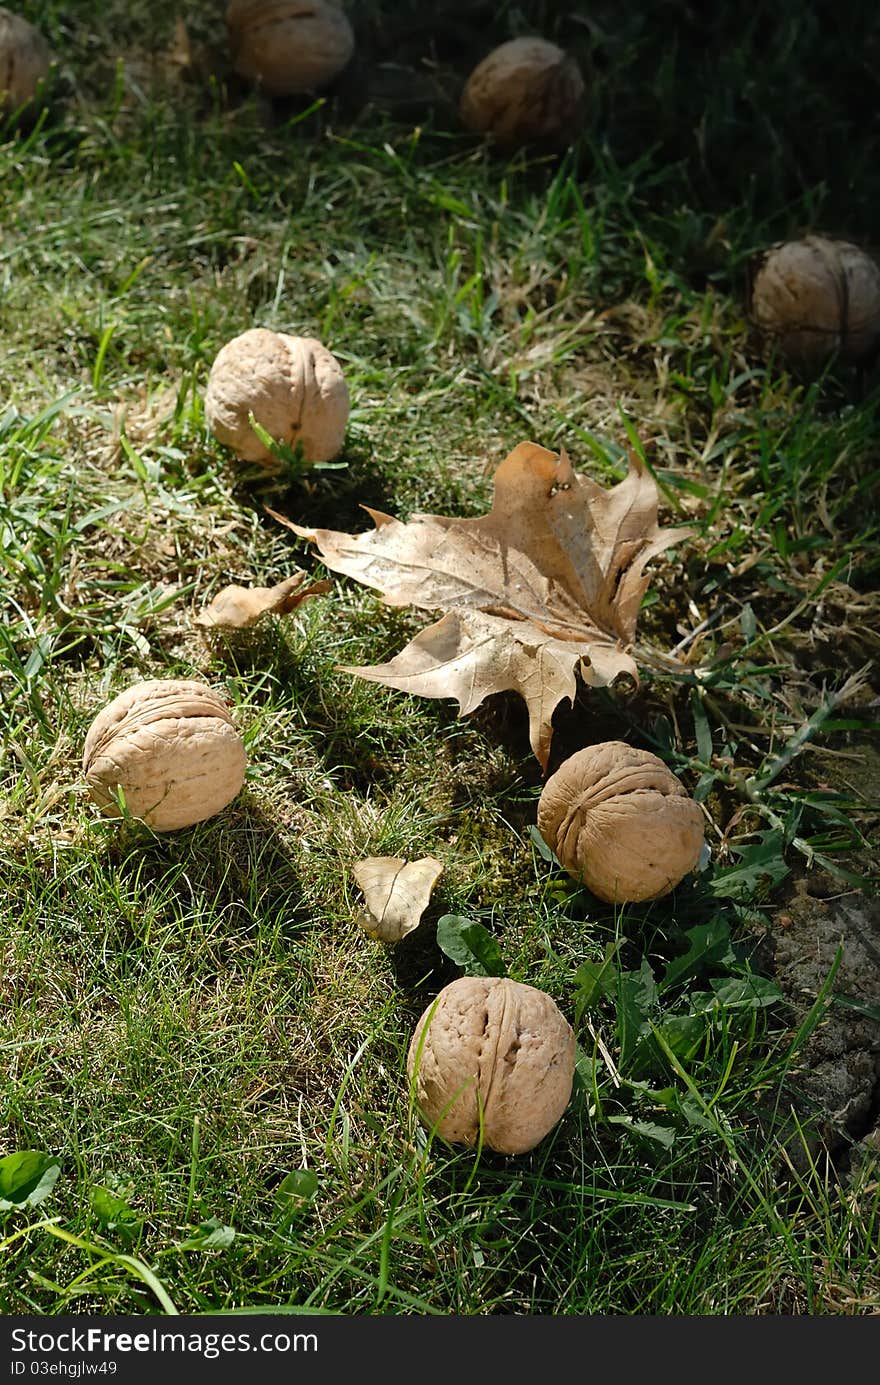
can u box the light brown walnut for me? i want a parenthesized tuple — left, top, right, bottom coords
(407, 975, 575, 1155)
(751, 236, 880, 375)
(204, 327, 349, 467)
(226, 0, 354, 96)
(537, 741, 704, 903)
(83, 679, 247, 832)
(460, 36, 585, 150)
(0, 8, 52, 114)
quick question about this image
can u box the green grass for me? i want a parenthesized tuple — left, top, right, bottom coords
(1, 0, 879, 1315)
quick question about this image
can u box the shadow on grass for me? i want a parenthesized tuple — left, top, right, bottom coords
(200, 609, 543, 807)
(234, 439, 402, 538)
(82, 792, 311, 956)
(382, 912, 460, 1002)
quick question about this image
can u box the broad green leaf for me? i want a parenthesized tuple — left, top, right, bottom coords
(435, 915, 507, 977)
(704, 973, 782, 1010)
(652, 1013, 707, 1063)
(616, 959, 658, 1066)
(528, 824, 559, 865)
(694, 771, 716, 803)
(624, 1079, 679, 1104)
(275, 1169, 319, 1217)
(572, 943, 622, 1022)
(178, 1217, 235, 1250)
(573, 1045, 600, 1092)
(678, 1093, 717, 1131)
(89, 1183, 142, 1239)
(0, 1151, 61, 1211)
(709, 830, 790, 902)
(660, 919, 734, 992)
(607, 1114, 676, 1148)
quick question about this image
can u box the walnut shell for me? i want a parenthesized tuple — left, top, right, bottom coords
(204, 327, 349, 467)
(751, 236, 880, 375)
(460, 36, 585, 150)
(226, 0, 354, 96)
(537, 741, 704, 904)
(407, 975, 575, 1155)
(83, 679, 247, 832)
(0, 8, 52, 114)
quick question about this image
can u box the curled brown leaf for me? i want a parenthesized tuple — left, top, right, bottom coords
(194, 571, 331, 630)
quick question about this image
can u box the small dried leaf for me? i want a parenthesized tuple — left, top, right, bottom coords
(194, 572, 331, 630)
(353, 855, 444, 942)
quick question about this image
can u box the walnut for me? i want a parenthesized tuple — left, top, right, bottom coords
(226, 0, 354, 96)
(459, 36, 585, 150)
(407, 976, 575, 1155)
(204, 327, 349, 468)
(751, 236, 880, 375)
(0, 8, 52, 115)
(82, 679, 247, 832)
(537, 741, 704, 903)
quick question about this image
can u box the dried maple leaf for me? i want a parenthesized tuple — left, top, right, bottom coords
(289, 442, 693, 768)
(352, 856, 444, 942)
(194, 571, 331, 630)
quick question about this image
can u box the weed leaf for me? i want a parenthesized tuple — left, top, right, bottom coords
(529, 823, 560, 864)
(608, 1114, 677, 1148)
(435, 915, 507, 977)
(0, 1151, 60, 1211)
(710, 830, 790, 901)
(178, 1217, 236, 1250)
(89, 1183, 142, 1239)
(617, 959, 658, 1066)
(275, 1169, 319, 1221)
(660, 919, 735, 992)
(572, 944, 622, 1022)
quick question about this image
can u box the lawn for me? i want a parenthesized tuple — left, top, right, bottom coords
(1, 0, 879, 1315)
